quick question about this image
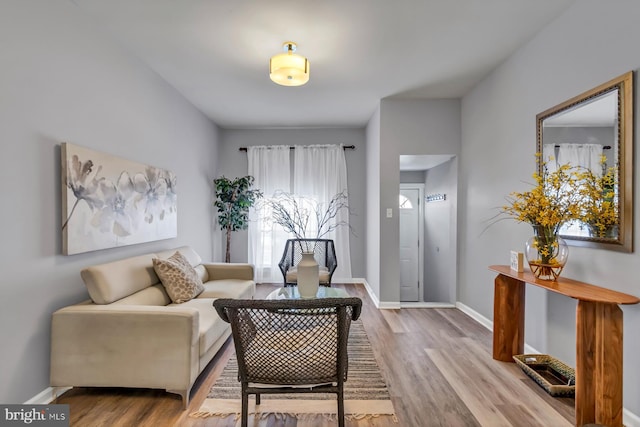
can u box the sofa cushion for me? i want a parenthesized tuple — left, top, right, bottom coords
(199, 279, 256, 300)
(193, 265, 208, 283)
(81, 254, 159, 304)
(285, 266, 331, 284)
(111, 284, 172, 306)
(155, 246, 202, 266)
(156, 246, 209, 282)
(171, 298, 228, 357)
(153, 251, 204, 303)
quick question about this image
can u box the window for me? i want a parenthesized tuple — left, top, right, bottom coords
(399, 194, 413, 209)
(248, 144, 352, 282)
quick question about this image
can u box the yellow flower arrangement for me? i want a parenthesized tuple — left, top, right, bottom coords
(500, 160, 583, 234)
(499, 159, 581, 278)
(576, 157, 619, 238)
(499, 154, 619, 279)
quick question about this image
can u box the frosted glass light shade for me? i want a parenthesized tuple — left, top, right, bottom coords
(269, 42, 309, 86)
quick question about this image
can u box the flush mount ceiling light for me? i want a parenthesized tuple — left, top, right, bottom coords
(269, 41, 310, 86)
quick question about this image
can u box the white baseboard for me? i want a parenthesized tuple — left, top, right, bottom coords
(455, 301, 493, 331)
(357, 279, 432, 309)
(455, 302, 541, 354)
(357, 278, 399, 309)
(378, 301, 402, 309)
(333, 277, 362, 284)
(523, 344, 541, 354)
(401, 302, 456, 308)
(24, 386, 70, 404)
(363, 280, 400, 309)
(358, 278, 381, 308)
(625, 408, 640, 427)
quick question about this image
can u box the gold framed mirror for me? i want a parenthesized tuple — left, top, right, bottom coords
(536, 71, 634, 252)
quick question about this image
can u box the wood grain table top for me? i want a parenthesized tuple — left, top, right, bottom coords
(489, 265, 640, 305)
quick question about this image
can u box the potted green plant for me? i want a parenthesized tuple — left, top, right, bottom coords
(213, 176, 262, 262)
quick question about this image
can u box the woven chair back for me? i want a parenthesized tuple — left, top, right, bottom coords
(214, 297, 362, 385)
(278, 239, 337, 285)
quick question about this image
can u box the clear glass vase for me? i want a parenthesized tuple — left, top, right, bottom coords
(525, 225, 569, 281)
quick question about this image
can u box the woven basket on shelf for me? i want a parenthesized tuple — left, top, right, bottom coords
(513, 354, 575, 397)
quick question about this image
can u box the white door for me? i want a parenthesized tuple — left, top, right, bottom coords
(399, 186, 423, 302)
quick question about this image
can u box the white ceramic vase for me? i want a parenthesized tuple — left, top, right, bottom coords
(297, 252, 319, 298)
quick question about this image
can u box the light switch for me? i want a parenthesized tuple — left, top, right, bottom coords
(386, 208, 393, 218)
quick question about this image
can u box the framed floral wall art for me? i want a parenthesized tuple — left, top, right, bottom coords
(61, 143, 177, 255)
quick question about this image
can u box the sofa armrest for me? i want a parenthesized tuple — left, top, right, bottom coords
(202, 263, 254, 281)
(50, 304, 200, 391)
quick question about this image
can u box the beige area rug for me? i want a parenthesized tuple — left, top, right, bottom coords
(190, 320, 397, 422)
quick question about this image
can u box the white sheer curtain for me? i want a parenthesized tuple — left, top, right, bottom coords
(293, 144, 352, 280)
(556, 143, 604, 236)
(557, 143, 604, 177)
(247, 146, 291, 282)
(542, 143, 558, 172)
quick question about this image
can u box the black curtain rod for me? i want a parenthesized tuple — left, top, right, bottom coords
(554, 144, 611, 149)
(239, 145, 355, 152)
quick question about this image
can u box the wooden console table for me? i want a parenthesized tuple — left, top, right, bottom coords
(489, 265, 639, 427)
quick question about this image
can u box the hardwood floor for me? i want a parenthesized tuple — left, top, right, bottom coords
(55, 283, 575, 426)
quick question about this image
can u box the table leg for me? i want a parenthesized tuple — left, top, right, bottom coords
(596, 303, 623, 426)
(493, 274, 525, 362)
(576, 301, 596, 426)
(576, 301, 623, 427)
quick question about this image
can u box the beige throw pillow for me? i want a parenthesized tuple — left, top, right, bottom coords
(153, 251, 204, 303)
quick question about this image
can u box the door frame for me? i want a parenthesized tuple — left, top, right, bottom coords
(400, 183, 424, 302)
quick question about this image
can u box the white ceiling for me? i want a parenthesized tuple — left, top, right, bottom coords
(71, 0, 575, 129)
(400, 155, 454, 171)
(544, 91, 617, 127)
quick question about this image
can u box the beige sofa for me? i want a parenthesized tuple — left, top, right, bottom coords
(50, 246, 255, 408)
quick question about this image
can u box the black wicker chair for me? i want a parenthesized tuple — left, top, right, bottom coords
(278, 238, 337, 286)
(213, 297, 362, 427)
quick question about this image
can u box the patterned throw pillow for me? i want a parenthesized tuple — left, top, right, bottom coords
(152, 251, 204, 303)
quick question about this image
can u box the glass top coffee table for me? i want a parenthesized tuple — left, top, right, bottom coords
(266, 286, 349, 300)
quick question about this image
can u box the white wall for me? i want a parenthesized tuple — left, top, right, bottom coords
(365, 105, 381, 299)
(378, 99, 461, 303)
(424, 158, 457, 303)
(460, 0, 640, 417)
(400, 171, 425, 183)
(0, 0, 219, 403)
(216, 128, 367, 278)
